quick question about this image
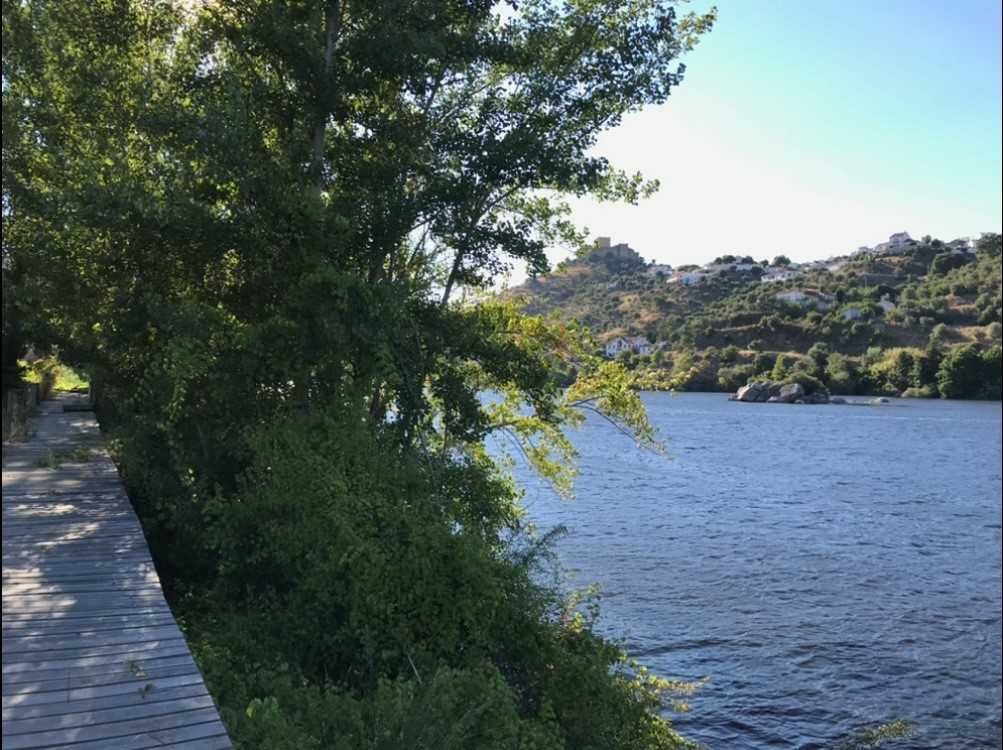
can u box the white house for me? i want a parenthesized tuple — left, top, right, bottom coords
(645, 263, 674, 277)
(947, 238, 973, 255)
(631, 337, 654, 355)
(604, 337, 631, 358)
(874, 232, 915, 256)
(604, 336, 654, 358)
(877, 299, 896, 314)
(775, 290, 810, 305)
(842, 307, 865, 321)
(775, 289, 835, 310)
(761, 268, 799, 283)
(668, 271, 706, 286)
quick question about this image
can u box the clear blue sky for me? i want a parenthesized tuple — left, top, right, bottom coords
(548, 0, 1003, 272)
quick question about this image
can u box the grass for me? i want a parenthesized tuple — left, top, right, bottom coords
(19, 357, 89, 392)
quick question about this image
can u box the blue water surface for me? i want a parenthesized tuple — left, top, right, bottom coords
(507, 393, 1003, 749)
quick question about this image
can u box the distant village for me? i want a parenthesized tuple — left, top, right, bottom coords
(595, 232, 978, 358)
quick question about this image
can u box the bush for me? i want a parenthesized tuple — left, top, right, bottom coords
(187, 413, 695, 750)
(717, 364, 755, 392)
(937, 344, 1001, 399)
(752, 352, 775, 374)
(782, 371, 826, 395)
(719, 344, 740, 364)
(824, 353, 858, 395)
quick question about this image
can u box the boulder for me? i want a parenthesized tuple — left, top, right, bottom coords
(830, 396, 846, 404)
(773, 382, 804, 403)
(731, 380, 831, 404)
(734, 382, 771, 402)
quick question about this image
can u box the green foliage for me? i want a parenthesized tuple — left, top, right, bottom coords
(824, 353, 859, 395)
(937, 344, 1001, 400)
(3, 0, 717, 746)
(866, 348, 923, 393)
(770, 354, 789, 381)
(719, 344, 740, 364)
(717, 364, 755, 391)
(21, 357, 88, 394)
(781, 371, 826, 396)
(510, 226, 1000, 399)
(752, 352, 775, 374)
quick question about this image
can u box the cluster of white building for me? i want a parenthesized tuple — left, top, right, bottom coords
(774, 289, 898, 320)
(655, 232, 976, 289)
(853, 232, 975, 258)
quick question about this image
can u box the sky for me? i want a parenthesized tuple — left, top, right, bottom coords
(538, 0, 1003, 275)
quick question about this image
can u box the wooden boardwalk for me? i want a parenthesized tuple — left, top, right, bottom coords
(2, 392, 231, 749)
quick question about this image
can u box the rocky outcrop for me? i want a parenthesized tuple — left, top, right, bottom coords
(731, 381, 831, 404)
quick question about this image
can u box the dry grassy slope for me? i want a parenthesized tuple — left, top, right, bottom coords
(506, 244, 1002, 357)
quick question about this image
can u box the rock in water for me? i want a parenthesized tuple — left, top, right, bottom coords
(775, 383, 804, 403)
(731, 380, 831, 404)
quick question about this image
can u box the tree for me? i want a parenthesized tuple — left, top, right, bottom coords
(806, 342, 830, 377)
(772, 255, 792, 267)
(929, 252, 970, 276)
(937, 344, 990, 399)
(770, 354, 789, 381)
(824, 353, 858, 394)
(3, 0, 716, 745)
(976, 232, 1002, 258)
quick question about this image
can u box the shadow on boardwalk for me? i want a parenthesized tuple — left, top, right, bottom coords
(2, 392, 231, 749)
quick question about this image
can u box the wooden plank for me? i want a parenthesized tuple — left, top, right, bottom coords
(3, 671, 207, 709)
(4, 624, 184, 654)
(3, 641, 192, 674)
(2, 395, 230, 748)
(19, 718, 231, 750)
(0, 706, 224, 749)
(2, 693, 217, 736)
(2, 682, 209, 722)
(4, 655, 201, 696)
(2, 613, 177, 638)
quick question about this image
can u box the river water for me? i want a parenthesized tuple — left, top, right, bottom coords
(509, 393, 1002, 749)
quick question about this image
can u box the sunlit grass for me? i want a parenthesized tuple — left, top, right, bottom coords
(18, 358, 89, 392)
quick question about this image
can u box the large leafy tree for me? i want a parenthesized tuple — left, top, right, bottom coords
(4, 1, 714, 745)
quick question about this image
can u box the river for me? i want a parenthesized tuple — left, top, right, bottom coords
(509, 393, 1003, 749)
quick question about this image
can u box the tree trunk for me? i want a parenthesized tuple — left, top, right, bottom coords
(308, 0, 341, 194)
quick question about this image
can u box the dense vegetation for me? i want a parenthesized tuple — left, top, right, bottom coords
(2, 1, 718, 747)
(512, 235, 1002, 399)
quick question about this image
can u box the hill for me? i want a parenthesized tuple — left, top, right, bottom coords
(508, 233, 1003, 399)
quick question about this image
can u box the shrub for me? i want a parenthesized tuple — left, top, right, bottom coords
(824, 353, 858, 395)
(752, 352, 775, 374)
(719, 344, 740, 364)
(782, 372, 826, 395)
(937, 344, 1001, 399)
(717, 364, 755, 392)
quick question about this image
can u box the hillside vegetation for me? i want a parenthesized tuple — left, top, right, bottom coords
(510, 234, 1002, 399)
